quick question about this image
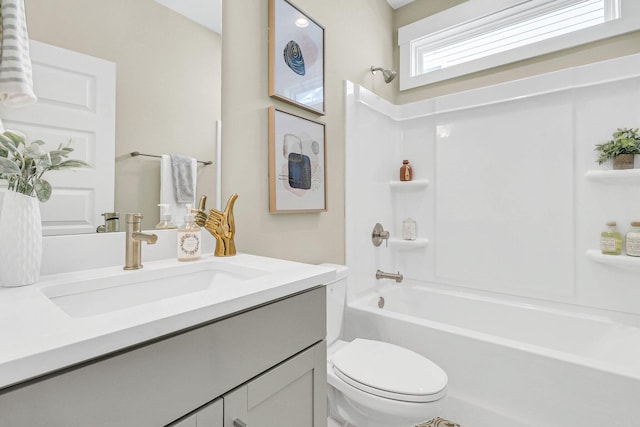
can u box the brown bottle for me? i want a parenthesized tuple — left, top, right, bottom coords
(400, 160, 412, 181)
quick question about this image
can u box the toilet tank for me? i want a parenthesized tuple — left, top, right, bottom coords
(319, 263, 349, 346)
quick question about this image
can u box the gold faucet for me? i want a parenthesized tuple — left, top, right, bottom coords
(124, 213, 158, 270)
(193, 194, 238, 257)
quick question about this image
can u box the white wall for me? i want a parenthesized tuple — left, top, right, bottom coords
(345, 53, 640, 318)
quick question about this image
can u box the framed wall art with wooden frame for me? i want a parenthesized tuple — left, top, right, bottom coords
(269, 0, 325, 115)
(269, 107, 326, 213)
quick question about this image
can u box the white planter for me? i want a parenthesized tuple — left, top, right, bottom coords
(0, 192, 42, 287)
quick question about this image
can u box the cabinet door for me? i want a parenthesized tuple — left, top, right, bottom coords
(197, 398, 223, 427)
(172, 414, 196, 427)
(224, 341, 326, 427)
(168, 398, 222, 427)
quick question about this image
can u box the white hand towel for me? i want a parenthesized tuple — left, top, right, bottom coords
(160, 154, 197, 226)
(0, 0, 37, 107)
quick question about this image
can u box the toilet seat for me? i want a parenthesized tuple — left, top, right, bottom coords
(331, 339, 447, 403)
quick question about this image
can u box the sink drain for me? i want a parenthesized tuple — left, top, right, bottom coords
(378, 296, 385, 308)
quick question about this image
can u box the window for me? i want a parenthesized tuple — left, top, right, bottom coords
(398, 0, 640, 90)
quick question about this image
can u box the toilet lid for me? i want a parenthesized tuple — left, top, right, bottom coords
(331, 339, 447, 403)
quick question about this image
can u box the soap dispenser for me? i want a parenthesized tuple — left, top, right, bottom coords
(177, 204, 201, 261)
(156, 204, 177, 230)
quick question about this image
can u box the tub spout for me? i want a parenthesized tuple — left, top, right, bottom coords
(376, 269, 403, 283)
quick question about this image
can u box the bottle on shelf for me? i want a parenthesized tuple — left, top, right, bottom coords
(400, 160, 412, 182)
(402, 218, 417, 240)
(626, 221, 640, 257)
(601, 221, 622, 255)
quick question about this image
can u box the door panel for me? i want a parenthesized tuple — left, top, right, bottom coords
(0, 40, 115, 235)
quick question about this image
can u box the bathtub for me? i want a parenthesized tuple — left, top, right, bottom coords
(343, 282, 640, 427)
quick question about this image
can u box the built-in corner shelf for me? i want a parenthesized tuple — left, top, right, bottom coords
(586, 249, 640, 272)
(388, 237, 429, 250)
(585, 169, 640, 184)
(389, 179, 430, 190)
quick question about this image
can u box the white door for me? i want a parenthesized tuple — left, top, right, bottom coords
(0, 40, 115, 235)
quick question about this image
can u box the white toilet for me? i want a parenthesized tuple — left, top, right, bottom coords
(323, 264, 448, 427)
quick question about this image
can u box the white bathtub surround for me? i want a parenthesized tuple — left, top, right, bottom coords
(344, 53, 640, 426)
(345, 52, 640, 315)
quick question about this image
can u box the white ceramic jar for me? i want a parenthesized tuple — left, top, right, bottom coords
(626, 221, 640, 257)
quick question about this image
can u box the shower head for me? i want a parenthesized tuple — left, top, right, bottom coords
(371, 66, 397, 83)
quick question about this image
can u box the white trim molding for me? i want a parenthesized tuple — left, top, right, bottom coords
(399, 0, 640, 90)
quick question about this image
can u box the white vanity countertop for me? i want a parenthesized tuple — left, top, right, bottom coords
(0, 253, 335, 390)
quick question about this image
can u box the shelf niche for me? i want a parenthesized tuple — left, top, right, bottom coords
(585, 169, 640, 184)
(389, 179, 430, 190)
(586, 249, 640, 272)
(388, 237, 429, 250)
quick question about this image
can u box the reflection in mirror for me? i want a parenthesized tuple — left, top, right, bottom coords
(12, 0, 221, 233)
(0, 40, 116, 236)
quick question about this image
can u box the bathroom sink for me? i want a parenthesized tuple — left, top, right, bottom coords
(41, 262, 263, 318)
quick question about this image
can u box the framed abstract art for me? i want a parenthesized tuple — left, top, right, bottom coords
(269, 107, 326, 213)
(269, 0, 325, 115)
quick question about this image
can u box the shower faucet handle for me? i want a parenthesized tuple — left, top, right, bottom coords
(372, 223, 390, 247)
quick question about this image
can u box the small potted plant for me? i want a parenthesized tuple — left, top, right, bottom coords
(0, 130, 90, 287)
(594, 127, 640, 170)
(0, 130, 90, 202)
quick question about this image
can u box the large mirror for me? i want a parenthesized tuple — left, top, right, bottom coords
(12, 0, 221, 233)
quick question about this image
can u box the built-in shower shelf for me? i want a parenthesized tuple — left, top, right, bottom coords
(389, 179, 429, 190)
(585, 169, 640, 184)
(389, 238, 429, 250)
(586, 249, 640, 272)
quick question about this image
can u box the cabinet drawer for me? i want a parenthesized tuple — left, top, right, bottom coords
(0, 287, 326, 427)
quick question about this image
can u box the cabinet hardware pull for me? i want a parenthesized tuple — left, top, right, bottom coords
(233, 419, 247, 427)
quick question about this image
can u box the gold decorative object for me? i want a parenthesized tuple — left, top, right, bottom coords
(194, 195, 209, 226)
(193, 194, 238, 257)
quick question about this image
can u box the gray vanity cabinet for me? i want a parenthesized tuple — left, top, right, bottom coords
(224, 340, 326, 427)
(0, 287, 326, 427)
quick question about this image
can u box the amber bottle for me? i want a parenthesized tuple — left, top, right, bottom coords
(400, 160, 412, 181)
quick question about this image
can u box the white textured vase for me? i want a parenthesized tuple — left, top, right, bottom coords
(0, 191, 43, 287)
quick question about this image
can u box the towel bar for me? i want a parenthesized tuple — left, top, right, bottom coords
(130, 151, 213, 166)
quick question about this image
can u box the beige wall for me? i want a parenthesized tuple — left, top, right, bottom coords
(394, 0, 467, 28)
(26, 0, 221, 230)
(222, 0, 394, 264)
(394, 0, 640, 104)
